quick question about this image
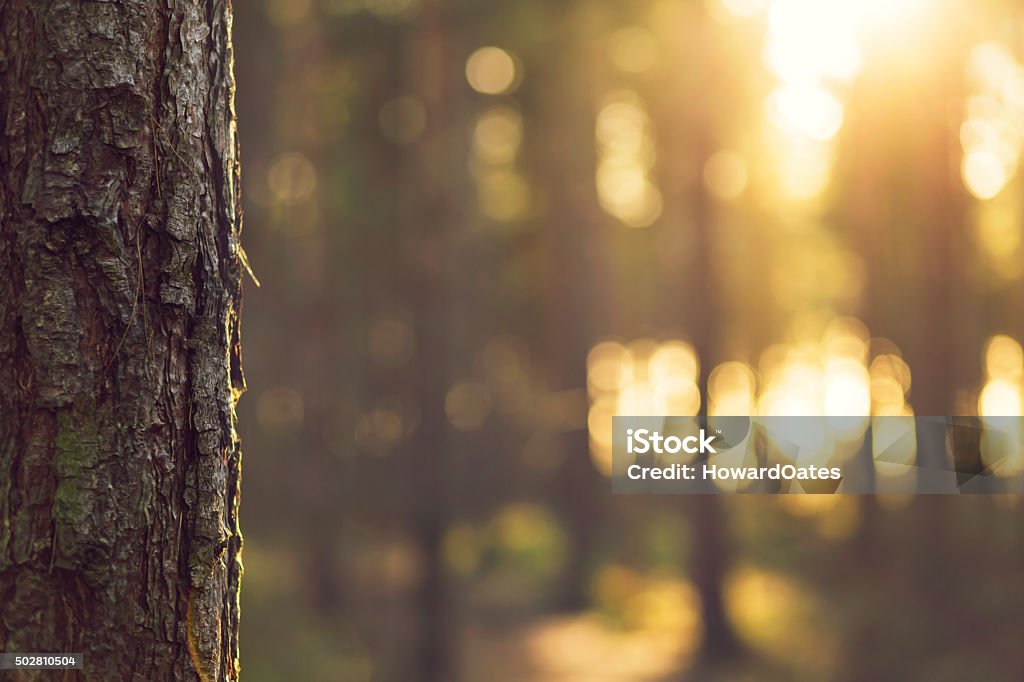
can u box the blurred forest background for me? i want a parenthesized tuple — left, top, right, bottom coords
(232, 0, 1024, 680)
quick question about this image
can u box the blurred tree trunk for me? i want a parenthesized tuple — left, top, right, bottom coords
(689, 143, 742, 663)
(0, 2, 245, 680)
(652, 5, 742, 663)
(838, 18, 974, 677)
(533, 15, 606, 614)
(403, 1, 459, 679)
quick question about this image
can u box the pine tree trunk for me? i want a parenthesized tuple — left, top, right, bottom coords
(0, 1, 245, 679)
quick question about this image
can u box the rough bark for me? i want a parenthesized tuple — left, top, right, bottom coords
(0, 1, 244, 680)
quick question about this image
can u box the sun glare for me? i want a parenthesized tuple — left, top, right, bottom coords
(466, 46, 519, 95)
(767, 84, 844, 142)
(961, 43, 1024, 200)
(595, 91, 663, 227)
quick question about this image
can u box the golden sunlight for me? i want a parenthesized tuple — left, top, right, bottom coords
(466, 46, 519, 95)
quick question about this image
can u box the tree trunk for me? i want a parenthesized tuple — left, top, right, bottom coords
(0, 2, 245, 680)
(652, 6, 742, 663)
(402, 1, 458, 679)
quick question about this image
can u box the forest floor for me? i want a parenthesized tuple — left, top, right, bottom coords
(463, 612, 696, 682)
